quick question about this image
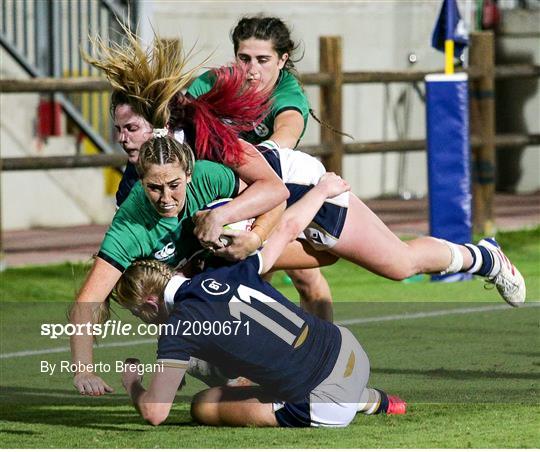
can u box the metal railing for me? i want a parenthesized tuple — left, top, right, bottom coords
(0, 0, 137, 155)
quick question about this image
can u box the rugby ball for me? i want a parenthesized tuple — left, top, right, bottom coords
(205, 198, 255, 246)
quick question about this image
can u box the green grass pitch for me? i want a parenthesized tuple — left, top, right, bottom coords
(1, 228, 539, 448)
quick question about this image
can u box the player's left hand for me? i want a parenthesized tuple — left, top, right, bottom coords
(121, 358, 143, 390)
(73, 371, 114, 396)
(193, 209, 226, 251)
(317, 172, 351, 198)
(212, 230, 262, 261)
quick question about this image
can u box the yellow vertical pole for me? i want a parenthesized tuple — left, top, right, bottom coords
(444, 39, 455, 74)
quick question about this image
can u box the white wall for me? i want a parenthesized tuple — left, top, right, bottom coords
(497, 9, 540, 193)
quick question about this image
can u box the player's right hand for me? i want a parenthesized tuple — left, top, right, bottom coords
(193, 209, 226, 251)
(73, 371, 114, 396)
(213, 229, 261, 261)
(317, 172, 350, 198)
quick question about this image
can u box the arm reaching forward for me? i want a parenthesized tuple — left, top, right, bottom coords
(193, 140, 288, 248)
(260, 173, 350, 273)
(71, 257, 121, 395)
(122, 358, 186, 426)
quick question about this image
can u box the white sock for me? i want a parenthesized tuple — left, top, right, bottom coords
(357, 387, 381, 414)
(464, 244, 483, 274)
(465, 242, 501, 278)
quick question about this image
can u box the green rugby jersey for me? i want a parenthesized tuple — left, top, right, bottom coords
(98, 160, 239, 271)
(187, 69, 309, 146)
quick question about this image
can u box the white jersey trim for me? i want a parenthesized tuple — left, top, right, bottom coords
(255, 251, 264, 275)
(157, 358, 189, 369)
(164, 274, 190, 313)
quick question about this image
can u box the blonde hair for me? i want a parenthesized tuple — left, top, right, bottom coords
(138, 135, 195, 179)
(110, 260, 174, 324)
(83, 22, 207, 128)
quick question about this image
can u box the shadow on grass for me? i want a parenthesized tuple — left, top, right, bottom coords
(0, 429, 37, 436)
(373, 367, 540, 380)
(0, 386, 193, 431)
(508, 351, 540, 359)
(371, 366, 537, 403)
(0, 385, 192, 405)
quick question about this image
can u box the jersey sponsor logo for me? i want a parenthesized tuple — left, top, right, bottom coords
(201, 278, 231, 296)
(253, 122, 269, 137)
(309, 229, 324, 244)
(154, 242, 176, 261)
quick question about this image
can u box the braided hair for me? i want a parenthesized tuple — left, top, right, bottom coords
(137, 135, 195, 179)
(110, 260, 174, 324)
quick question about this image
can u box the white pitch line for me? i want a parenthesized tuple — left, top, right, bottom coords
(336, 302, 540, 326)
(1, 302, 538, 359)
(0, 338, 155, 359)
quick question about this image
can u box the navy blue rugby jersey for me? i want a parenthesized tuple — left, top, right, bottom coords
(157, 253, 341, 402)
(116, 162, 139, 207)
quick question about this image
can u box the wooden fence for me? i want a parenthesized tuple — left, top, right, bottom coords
(1, 31, 539, 234)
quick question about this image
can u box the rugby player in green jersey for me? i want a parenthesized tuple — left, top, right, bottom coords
(71, 30, 289, 397)
(188, 16, 335, 322)
(187, 16, 526, 326)
(112, 172, 407, 427)
(72, 21, 526, 399)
